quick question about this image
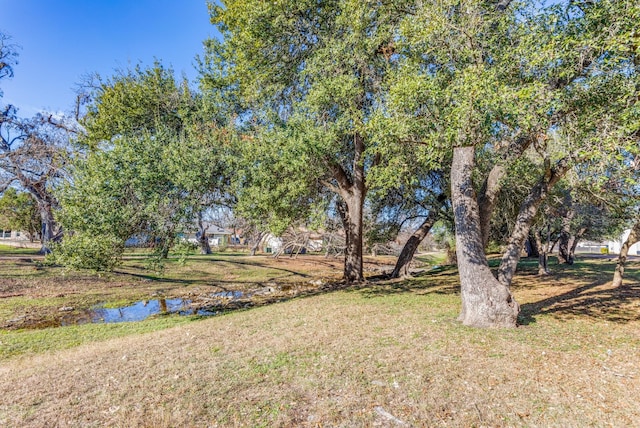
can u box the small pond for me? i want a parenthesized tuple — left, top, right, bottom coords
(89, 298, 217, 324)
(8, 287, 282, 329)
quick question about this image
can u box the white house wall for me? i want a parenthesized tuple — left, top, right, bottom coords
(608, 229, 640, 255)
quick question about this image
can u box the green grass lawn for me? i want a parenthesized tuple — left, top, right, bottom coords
(0, 243, 40, 256)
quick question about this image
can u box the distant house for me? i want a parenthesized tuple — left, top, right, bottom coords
(0, 229, 29, 241)
(574, 240, 608, 254)
(607, 229, 640, 255)
(259, 230, 324, 254)
(260, 233, 283, 254)
(183, 222, 232, 247)
(124, 234, 150, 247)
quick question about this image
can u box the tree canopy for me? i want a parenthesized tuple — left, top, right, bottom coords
(5, 1, 637, 328)
(56, 64, 233, 268)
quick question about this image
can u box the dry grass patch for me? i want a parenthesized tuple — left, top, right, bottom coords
(0, 255, 639, 426)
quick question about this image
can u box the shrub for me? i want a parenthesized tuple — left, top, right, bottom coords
(172, 239, 198, 265)
(47, 233, 124, 271)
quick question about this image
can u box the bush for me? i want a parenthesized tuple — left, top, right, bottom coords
(215, 241, 228, 252)
(172, 239, 198, 265)
(47, 233, 124, 271)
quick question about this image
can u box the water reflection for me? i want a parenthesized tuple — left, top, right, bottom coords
(13, 289, 256, 330)
(212, 291, 244, 299)
(90, 298, 204, 323)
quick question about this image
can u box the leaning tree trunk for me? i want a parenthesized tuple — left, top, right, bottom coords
(391, 199, 443, 278)
(250, 231, 265, 256)
(478, 164, 506, 250)
(451, 146, 519, 328)
(612, 222, 640, 288)
(497, 157, 571, 287)
(567, 227, 587, 265)
(478, 135, 534, 249)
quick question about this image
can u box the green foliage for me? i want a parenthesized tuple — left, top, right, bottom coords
(82, 63, 192, 147)
(0, 188, 40, 239)
(232, 120, 330, 235)
(58, 64, 232, 270)
(172, 239, 198, 265)
(47, 233, 123, 271)
(204, 0, 420, 238)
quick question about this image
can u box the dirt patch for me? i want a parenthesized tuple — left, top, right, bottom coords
(0, 254, 397, 329)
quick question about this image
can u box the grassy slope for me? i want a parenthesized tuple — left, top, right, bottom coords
(0, 257, 639, 426)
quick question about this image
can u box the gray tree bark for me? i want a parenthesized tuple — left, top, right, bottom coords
(478, 135, 534, 249)
(328, 133, 367, 283)
(533, 226, 551, 275)
(391, 206, 441, 279)
(497, 157, 571, 287)
(38, 202, 57, 254)
(250, 231, 265, 256)
(567, 227, 587, 263)
(557, 194, 575, 264)
(612, 222, 640, 288)
(451, 146, 519, 328)
(338, 191, 365, 283)
(478, 164, 506, 249)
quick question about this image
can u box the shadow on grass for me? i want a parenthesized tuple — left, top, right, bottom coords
(514, 256, 640, 325)
(112, 256, 314, 286)
(519, 282, 640, 325)
(171, 256, 640, 327)
(7, 251, 640, 330)
(356, 265, 461, 298)
(355, 256, 640, 327)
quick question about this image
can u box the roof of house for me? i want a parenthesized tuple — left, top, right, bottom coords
(201, 222, 232, 235)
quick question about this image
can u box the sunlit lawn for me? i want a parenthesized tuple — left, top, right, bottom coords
(0, 247, 638, 426)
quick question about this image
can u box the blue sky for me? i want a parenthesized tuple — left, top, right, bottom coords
(1, 0, 217, 118)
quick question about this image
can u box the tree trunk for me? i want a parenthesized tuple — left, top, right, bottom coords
(497, 157, 571, 287)
(250, 231, 265, 256)
(390, 197, 443, 278)
(538, 251, 549, 276)
(158, 237, 171, 259)
(612, 222, 640, 288)
(478, 164, 506, 250)
(329, 133, 367, 283)
(197, 212, 212, 255)
(525, 231, 540, 258)
(533, 226, 550, 275)
(451, 146, 519, 328)
(338, 195, 365, 283)
(567, 227, 587, 264)
(38, 202, 56, 254)
(558, 200, 575, 264)
(477, 136, 534, 249)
